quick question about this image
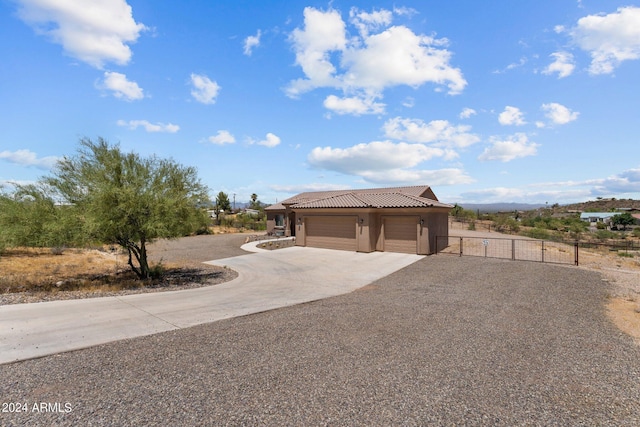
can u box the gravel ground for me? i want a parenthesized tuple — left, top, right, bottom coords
(147, 233, 254, 264)
(2, 255, 639, 426)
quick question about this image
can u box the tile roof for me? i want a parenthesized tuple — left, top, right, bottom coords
(276, 185, 438, 204)
(267, 185, 452, 210)
(292, 192, 451, 209)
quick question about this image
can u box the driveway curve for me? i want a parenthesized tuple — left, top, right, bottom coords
(0, 245, 422, 364)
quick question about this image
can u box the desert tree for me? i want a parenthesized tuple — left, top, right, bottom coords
(611, 212, 635, 231)
(0, 183, 84, 250)
(214, 191, 231, 221)
(44, 137, 210, 279)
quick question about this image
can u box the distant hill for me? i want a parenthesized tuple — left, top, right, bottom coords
(458, 203, 546, 213)
(559, 198, 640, 212)
(456, 199, 640, 215)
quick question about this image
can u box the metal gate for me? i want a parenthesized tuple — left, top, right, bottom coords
(435, 236, 578, 265)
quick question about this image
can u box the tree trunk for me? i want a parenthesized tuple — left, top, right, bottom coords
(120, 237, 151, 280)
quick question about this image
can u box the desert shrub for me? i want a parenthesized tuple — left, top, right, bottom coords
(467, 221, 476, 231)
(595, 229, 617, 240)
(493, 216, 520, 234)
(522, 227, 551, 240)
(633, 228, 640, 238)
(149, 262, 165, 280)
(617, 252, 634, 258)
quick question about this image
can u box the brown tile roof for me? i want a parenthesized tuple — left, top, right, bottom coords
(267, 185, 452, 210)
(278, 185, 437, 204)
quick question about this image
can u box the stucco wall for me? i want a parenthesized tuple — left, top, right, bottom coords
(292, 207, 450, 255)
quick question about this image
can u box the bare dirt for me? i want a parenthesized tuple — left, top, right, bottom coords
(450, 220, 640, 343)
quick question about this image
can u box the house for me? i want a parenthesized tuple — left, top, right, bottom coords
(580, 212, 616, 225)
(265, 185, 452, 255)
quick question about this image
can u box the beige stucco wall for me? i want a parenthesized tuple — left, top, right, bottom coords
(292, 207, 450, 254)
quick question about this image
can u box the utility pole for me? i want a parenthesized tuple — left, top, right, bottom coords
(233, 193, 236, 211)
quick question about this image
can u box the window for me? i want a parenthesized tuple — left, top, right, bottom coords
(275, 214, 284, 227)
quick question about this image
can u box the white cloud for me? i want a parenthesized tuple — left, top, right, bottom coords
(402, 97, 415, 108)
(542, 51, 575, 78)
(190, 73, 220, 104)
(287, 7, 466, 115)
(459, 108, 477, 119)
(309, 140, 444, 175)
(256, 133, 281, 148)
(459, 167, 640, 203)
(243, 30, 261, 56)
(349, 7, 393, 37)
(498, 106, 526, 126)
(383, 117, 480, 149)
(588, 168, 640, 194)
(207, 130, 236, 145)
(392, 6, 418, 18)
(570, 6, 640, 75)
(0, 149, 59, 169)
(307, 139, 473, 185)
(117, 120, 179, 133)
(287, 7, 346, 96)
(541, 103, 579, 125)
(478, 133, 539, 162)
(323, 94, 385, 115)
(100, 71, 144, 101)
(16, 0, 147, 68)
(358, 168, 474, 186)
(341, 25, 466, 94)
(493, 57, 527, 74)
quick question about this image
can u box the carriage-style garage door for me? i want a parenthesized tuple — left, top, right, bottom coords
(305, 216, 357, 251)
(384, 216, 418, 254)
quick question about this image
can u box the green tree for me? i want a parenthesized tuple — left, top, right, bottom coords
(44, 137, 210, 279)
(249, 193, 260, 210)
(611, 212, 635, 231)
(450, 203, 476, 222)
(0, 184, 85, 250)
(214, 191, 231, 220)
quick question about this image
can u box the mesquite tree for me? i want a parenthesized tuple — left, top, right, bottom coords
(45, 137, 210, 279)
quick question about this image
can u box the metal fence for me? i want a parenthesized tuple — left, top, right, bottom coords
(436, 236, 579, 266)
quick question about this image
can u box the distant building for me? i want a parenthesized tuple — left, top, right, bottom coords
(580, 212, 616, 225)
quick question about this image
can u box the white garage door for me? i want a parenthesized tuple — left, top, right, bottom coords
(305, 216, 357, 251)
(384, 216, 418, 254)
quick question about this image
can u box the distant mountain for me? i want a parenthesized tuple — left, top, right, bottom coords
(457, 203, 547, 213)
(457, 199, 640, 214)
(560, 198, 640, 212)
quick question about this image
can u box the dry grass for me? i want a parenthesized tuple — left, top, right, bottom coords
(0, 246, 222, 300)
(0, 247, 124, 292)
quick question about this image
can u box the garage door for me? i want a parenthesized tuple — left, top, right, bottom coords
(384, 216, 418, 254)
(305, 216, 357, 251)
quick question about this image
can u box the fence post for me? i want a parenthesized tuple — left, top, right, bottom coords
(575, 242, 579, 266)
(541, 241, 545, 263)
(459, 236, 463, 257)
(512, 239, 515, 261)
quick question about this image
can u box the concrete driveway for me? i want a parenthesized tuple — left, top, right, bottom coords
(0, 245, 422, 364)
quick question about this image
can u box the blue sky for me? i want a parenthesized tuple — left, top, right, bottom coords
(1, 0, 640, 205)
